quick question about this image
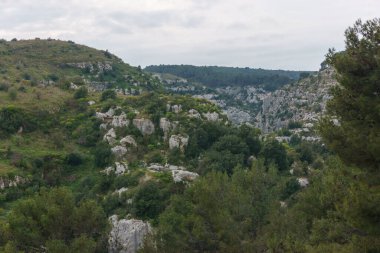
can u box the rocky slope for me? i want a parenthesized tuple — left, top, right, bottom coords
(154, 67, 337, 138)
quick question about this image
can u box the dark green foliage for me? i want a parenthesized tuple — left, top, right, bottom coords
(132, 181, 169, 221)
(0, 107, 36, 135)
(65, 152, 84, 166)
(100, 89, 116, 101)
(3, 187, 107, 252)
(260, 139, 289, 171)
(320, 18, 380, 170)
(145, 163, 278, 253)
(145, 65, 313, 91)
(93, 142, 113, 167)
(74, 86, 88, 99)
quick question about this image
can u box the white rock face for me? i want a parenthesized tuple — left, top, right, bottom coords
(111, 113, 129, 128)
(115, 162, 129, 175)
(148, 163, 165, 171)
(102, 162, 128, 176)
(169, 135, 189, 152)
(0, 176, 25, 190)
(96, 108, 115, 121)
(112, 146, 128, 159)
(203, 112, 220, 121)
(159, 118, 172, 139)
(88, 100, 96, 105)
(114, 187, 128, 196)
(171, 104, 182, 113)
(133, 119, 155, 135)
(109, 215, 151, 253)
(172, 170, 199, 183)
(297, 177, 310, 187)
(104, 128, 117, 145)
(188, 109, 201, 119)
(120, 136, 137, 147)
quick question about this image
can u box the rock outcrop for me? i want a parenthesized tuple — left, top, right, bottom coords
(0, 176, 25, 190)
(169, 135, 189, 152)
(104, 128, 117, 145)
(109, 215, 151, 253)
(111, 146, 128, 159)
(111, 113, 129, 128)
(120, 136, 137, 147)
(172, 170, 199, 183)
(133, 119, 155, 136)
(203, 112, 220, 121)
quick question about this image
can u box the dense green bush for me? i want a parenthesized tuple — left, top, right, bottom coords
(100, 89, 116, 101)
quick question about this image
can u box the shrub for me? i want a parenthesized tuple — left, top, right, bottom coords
(101, 89, 116, 101)
(65, 152, 83, 166)
(74, 86, 88, 99)
(8, 88, 17, 100)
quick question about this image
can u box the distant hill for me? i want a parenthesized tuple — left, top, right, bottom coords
(0, 38, 160, 92)
(145, 64, 315, 91)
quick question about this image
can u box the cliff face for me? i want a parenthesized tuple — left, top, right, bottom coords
(157, 68, 337, 135)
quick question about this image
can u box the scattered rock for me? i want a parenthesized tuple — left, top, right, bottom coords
(203, 112, 220, 121)
(133, 118, 155, 135)
(104, 128, 117, 145)
(169, 135, 189, 152)
(0, 176, 25, 190)
(188, 109, 201, 119)
(115, 162, 128, 175)
(297, 177, 309, 187)
(114, 187, 128, 196)
(112, 146, 128, 159)
(109, 215, 151, 253)
(172, 170, 199, 183)
(111, 113, 129, 128)
(120, 136, 137, 147)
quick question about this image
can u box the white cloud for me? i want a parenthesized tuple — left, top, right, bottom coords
(0, 0, 379, 70)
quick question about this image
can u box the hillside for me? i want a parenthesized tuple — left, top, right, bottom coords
(1, 19, 379, 253)
(145, 64, 314, 91)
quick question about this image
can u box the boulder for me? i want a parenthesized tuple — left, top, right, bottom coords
(203, 112, 220, 121)
(104, 128, 117, 145)
(115, 162, 128, 175)
(88, 100, 96, 106)
(111, 113, 129, 128)
(109, 215, 151, 253)
(172, 170, 199, 183)
(169, 135, 189, 152)
(114, 187, 128, 196)
(112, 146, 128, 159)
(96, 108, 115, 120)
(188, 109, 201, 119)
(297, 177, 309, 187)
(120, 136, 137, 147)
(133, 119, 155, 135)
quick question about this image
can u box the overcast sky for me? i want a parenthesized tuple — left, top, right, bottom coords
(0, 0, 379, 70)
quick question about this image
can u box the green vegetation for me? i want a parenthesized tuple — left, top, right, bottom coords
(0, 19, 379, 253)
(145, 65, 314, 91)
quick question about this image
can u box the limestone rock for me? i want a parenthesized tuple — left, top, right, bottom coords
(133, 119, 155, 135)
(88, 100, 96, 105)
(96, 108, 115, 121)
(114, 187, 128, 196)
(104, 128, 117, 145)
(120, 136, 137, 147)
(109, 215, 151, 253)
(115, 162, 128, 175)
(112, 146, 128, 159)
(172, 170, 199, 183)
(203, 112, 220, 121)
(111, 113, 129, 128)
(297, 177, 309, 187)
(0, 176, 25, 190)
(169, 135, 189, 152)
(188, 109, 201, 119)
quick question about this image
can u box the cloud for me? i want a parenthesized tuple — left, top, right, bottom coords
(0, 0, 379, 70)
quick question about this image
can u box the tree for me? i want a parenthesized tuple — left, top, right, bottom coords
(101, 89, 116, 101)
(74, 86, 88, 99)
(260, 139, 289, 171)
(4, 187, 108, 252)
(320, 18, 380, 170)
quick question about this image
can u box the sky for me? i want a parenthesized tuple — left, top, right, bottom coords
(0, 0, 379, 70)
